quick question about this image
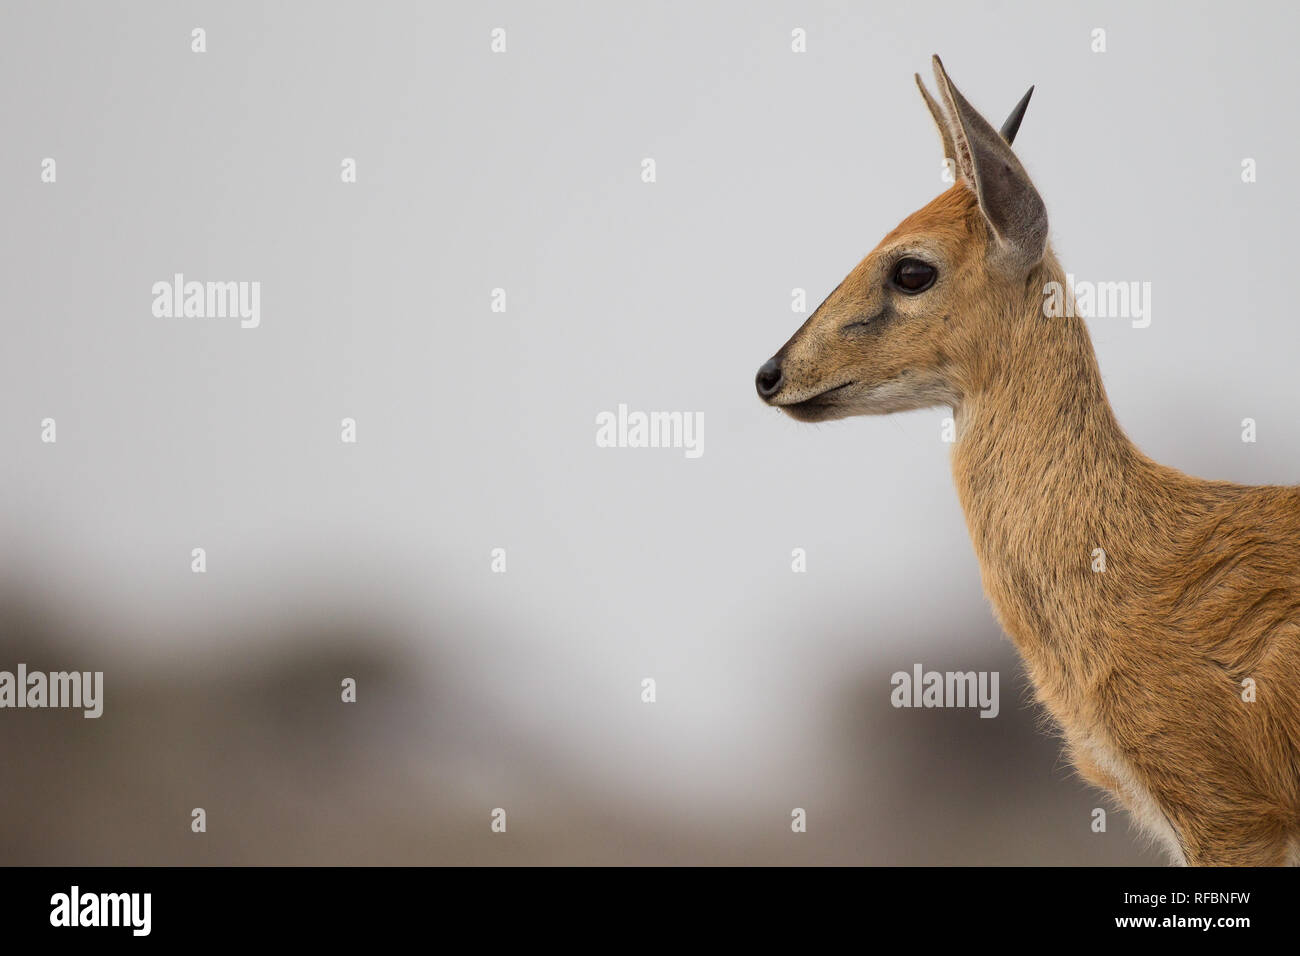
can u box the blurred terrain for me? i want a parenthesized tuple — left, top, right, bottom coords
(0, 582, 1159, 865)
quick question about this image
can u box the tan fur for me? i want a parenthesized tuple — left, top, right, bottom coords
(762, 174, 1300, 866)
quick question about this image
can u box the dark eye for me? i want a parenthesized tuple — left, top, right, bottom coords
(891, 257, 937, 294)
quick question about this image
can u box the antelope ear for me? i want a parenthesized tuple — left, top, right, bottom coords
(930, 55, 1048, 273)
(914, 73, 957, 167)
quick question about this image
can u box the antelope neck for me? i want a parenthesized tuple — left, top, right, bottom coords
(947, 256, 1146, 656)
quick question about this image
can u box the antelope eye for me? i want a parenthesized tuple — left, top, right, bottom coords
(891, 257, 937, 294)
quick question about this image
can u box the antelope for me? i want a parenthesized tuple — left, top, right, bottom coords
(756, 56, 1300, 866)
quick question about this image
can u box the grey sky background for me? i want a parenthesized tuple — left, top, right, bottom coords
(2, 1, 1296, 863)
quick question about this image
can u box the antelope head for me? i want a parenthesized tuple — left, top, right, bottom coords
(755, 56, 1048, 422)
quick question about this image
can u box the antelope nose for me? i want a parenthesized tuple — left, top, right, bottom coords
(755, 358, 784, 399)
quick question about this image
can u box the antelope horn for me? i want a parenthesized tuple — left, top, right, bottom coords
(999, 85, 1034, 144)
